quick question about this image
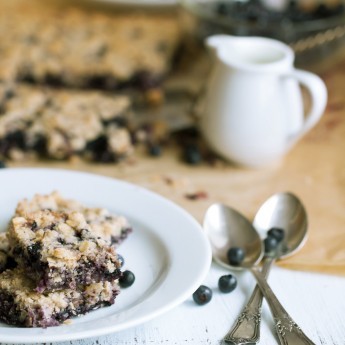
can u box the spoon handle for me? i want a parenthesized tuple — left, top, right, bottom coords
(250, 268, 316, 345)
(223, 256, 275, 344)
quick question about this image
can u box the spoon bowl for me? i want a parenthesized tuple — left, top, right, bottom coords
(203, 203, 264, 270)
(253, 192, 308, 258)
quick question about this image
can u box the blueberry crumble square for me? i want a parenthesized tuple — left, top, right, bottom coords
(8, 210, 123, 292)
(15, 191, 132, 246)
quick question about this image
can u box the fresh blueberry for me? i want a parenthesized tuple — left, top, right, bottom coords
(216, 2, 231, 15)
(86, 135, 108, 153)
(192, 285, 212, 305)
(117, 254, 125, 268)
(184, 144, 202, 165)
(218, 274, 237, 293)
(86, 135, 118, 163)
(0, 161, 6, 168)
(264, 236, 278, 253)
(267, 227, 285, 242)
(4, 88, 15, 100)
(119, 270, 135, 288)
(27, 242, 42, 261)
(7, 131, 26, 150)
(32, 136, 47, 155)
(148, 144, 162, 157)
(227, 247, 245, 266)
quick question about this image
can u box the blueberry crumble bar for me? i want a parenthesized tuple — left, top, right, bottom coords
(0, 83, 133, 162)
(0, 267, 119, 327)
(15, 191, 132, 246)
(0, 0, 180, 91)
(8, 210, 122, 291)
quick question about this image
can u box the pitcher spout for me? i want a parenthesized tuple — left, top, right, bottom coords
(206, 34, 238, 55)
(206, 34, 294, 70)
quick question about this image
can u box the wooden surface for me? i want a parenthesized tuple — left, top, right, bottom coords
(5, 52, 345, 345)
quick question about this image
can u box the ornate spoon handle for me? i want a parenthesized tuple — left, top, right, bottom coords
(250, 268, 315, 345)
(224, 256, 274, 344)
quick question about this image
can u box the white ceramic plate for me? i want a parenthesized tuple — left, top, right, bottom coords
(0, 168, 211, 343)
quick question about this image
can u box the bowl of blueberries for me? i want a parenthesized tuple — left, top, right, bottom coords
(181, 0, 345, 67)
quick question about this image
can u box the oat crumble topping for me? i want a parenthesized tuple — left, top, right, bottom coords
(8, 209, 122, 291)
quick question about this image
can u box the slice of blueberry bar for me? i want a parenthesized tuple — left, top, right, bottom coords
(15, 191, 132, 246)
(8, 210, 122, 292)
(0, 83, 133, 162)
(0, 0, 180, 91)
(0, 267, 119, 327)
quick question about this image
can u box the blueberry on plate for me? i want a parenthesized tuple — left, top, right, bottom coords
(227, 247, 245, 266)
(267, 227, 285, 242)
(192, 285, 212, 305)
(0, 161, 6, 168)
(119, 270, 135, 288)
(148, 144, 162, 157)
(218, 274, 237, 293)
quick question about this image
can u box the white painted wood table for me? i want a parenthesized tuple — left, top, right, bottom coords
(9, 263, 345, 345)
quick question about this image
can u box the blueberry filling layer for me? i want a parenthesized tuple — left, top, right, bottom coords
(0, 288, 119, 328)
(0, 129, 130, 163)
(13, 245, 121, 292)
(17, 70, 163, 91)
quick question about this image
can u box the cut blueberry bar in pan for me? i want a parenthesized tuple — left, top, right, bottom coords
(15, 191, 132, 246)
(8, 210, 122, 291)
(0, 267, 119, 327)
(0, 0, 181, 91)
(0, 83, 133, 162)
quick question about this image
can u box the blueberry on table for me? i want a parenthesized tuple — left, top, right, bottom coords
(218, 274, 237, 293)
(193, 285, 212, 305)
(119, 270, 135, 288)
(227, 247, 245, 266)
(148, 144, 162, 157)
(267, 227, 285, 242)
(264, 236, 278, 253)
(184, 145, 202, 165)
(0, 161, 6, 168)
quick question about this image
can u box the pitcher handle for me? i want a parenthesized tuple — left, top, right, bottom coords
(284, 69, 327, 148)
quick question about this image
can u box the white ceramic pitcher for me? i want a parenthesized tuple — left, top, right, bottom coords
(200, 35, 327, 167)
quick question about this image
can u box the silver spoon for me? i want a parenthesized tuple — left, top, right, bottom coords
(204, 202, 315, 345)
(224, 192, 308, 344)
